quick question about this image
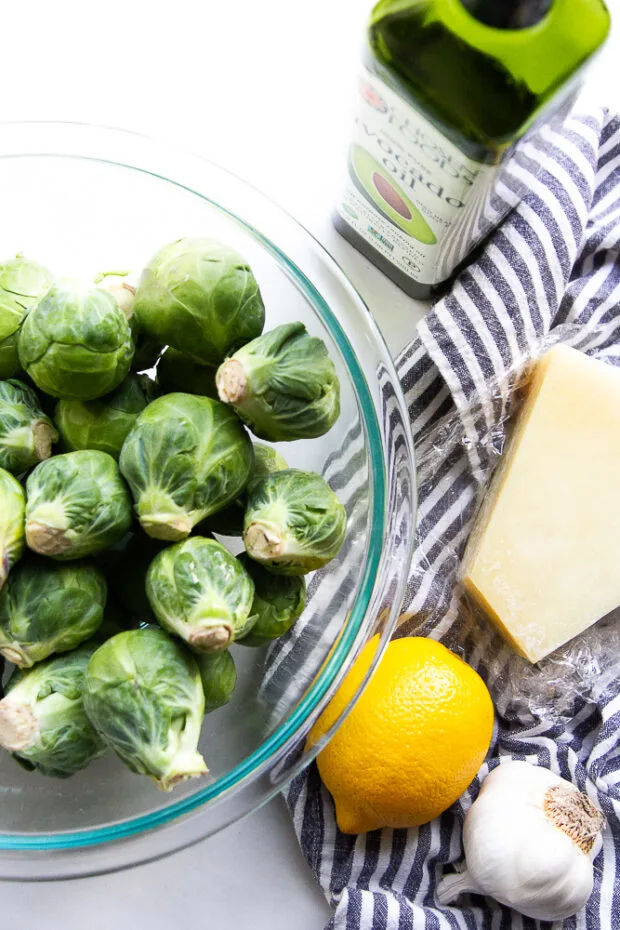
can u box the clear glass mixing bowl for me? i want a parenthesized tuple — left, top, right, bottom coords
(0, 123, 416, 880)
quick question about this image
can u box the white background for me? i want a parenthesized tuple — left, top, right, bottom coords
(1, 2, 619, 928)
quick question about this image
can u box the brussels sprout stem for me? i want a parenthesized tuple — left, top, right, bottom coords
(5, 424, 53, 464)
(141, 515, 191, 542)
(26, 521, 72, 557)
(33, 421, 56, 462)
(244, 522, 285, 560)
(216, 359, 247, 405)
(188, 624, 232, 653)
(0, 643, 34, 668)
(155, 751, 209, 792)
(138, 490, 193, 541)
(0, 701, 37, 751)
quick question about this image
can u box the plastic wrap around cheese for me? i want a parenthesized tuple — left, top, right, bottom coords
(462, 344, 620, 664)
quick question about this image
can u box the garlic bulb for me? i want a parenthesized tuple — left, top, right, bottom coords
(437, 761, 605, 922)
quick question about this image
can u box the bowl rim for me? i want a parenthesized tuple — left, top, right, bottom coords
(0, 121, 416, 855)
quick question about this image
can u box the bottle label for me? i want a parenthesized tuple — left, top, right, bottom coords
(336, 69, 499, 287)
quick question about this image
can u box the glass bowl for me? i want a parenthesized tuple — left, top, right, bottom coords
(0, 122, 416, 880)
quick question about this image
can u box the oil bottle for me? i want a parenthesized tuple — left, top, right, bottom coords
(334, 0, 611, 298)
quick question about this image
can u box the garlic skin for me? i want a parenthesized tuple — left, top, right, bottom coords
(437, 761, 605, 922)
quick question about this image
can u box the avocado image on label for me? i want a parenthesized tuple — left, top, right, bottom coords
(349, 144, 437, 245)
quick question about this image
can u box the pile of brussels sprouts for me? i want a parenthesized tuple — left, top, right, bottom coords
(0, 239, 346, 791)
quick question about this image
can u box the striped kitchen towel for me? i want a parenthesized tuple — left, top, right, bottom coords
(285, 107, 620, 929)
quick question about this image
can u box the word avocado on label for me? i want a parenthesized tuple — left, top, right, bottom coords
(334, 0, 611, 298)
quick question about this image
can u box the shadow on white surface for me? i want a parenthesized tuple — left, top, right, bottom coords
(1, 795, 331, 930)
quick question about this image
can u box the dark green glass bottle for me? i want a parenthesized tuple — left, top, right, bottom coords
(334, 0, 611, 298)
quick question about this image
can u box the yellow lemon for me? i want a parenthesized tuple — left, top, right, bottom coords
(307, 636, 494, 834)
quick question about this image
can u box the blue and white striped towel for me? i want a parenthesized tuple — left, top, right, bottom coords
(285, 108, 620, 929)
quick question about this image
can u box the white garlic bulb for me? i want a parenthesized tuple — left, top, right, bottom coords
(437, 761, 605, 922)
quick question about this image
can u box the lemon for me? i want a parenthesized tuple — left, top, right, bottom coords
(307, 636, 494, 834)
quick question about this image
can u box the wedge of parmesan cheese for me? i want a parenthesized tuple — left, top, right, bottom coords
(462, 344, 620, 663)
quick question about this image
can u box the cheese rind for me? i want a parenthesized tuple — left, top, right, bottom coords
(462, 344, 620, 664)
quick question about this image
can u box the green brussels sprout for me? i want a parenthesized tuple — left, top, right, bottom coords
(146, 537, 256, 652)
(216, 322, 340, 441)
(156, 347, 218, 398)
(17, 373, 57, 419)
(0, 556, 106, 668)
(25, 451, 133, 560)
(107, 532, 166, 622)
(134, 238, 265, 366)
(18, 281, 134, 400)
(243, 470, 346, 575)
(0, 379, 58, 475)
(55, 374, 156, 460)
(236, 552, 306, 646)
(252, 443, 290, 479)
(252, 443, 290, 478)
(197, 650, 237, 712)
(95, 272, 163, 372)
(0, 645, 106, 778)
(83, 627, 207, 791)
(0, 468, 25, 590)
(204, 442, 289, 537)
(0, 256, 54, 380)
(119, 393, 253, 541)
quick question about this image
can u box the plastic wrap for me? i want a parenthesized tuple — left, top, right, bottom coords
(397, 328, 620, 725)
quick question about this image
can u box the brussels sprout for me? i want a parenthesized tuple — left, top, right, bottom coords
(0, 256, 54, 380)
(16, 373, 56, 418)
(156, 347, 218, 398)
(25, 451, 133, 560)
(55, 374, 156, 459)
(244, 470, 346, 575)
(236, 552, 306, 646)
(251, 443, 290, 479)
(107, 532, 166, 622)
(18, 281, 134, 400)
(83, 627, 207, 791)
(96, 272, 163, 372)
(0, 556, 106, 668)
(0, 645, 106, 778)
(134, 238, 265, 366)
(146, 537, 256, 652)
(197, 650, 237, 712)
(119, 393, 253, 541)
(0, 379, 58, 475)
(216, 322, 340, 441)
(204, 442, 289, 537)
(0, 468, 25, 589)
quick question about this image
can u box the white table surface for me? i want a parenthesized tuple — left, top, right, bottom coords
(1, 3, 619, 927)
